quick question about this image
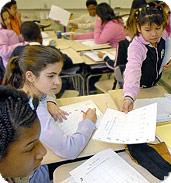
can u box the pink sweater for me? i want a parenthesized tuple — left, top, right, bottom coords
(0, 28, 24, 67)
(76, 19, 125, 48)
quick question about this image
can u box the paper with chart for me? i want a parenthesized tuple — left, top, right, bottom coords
(93, 103, 157, 144)
(57, 100, 103, 135)
(134, 97, 171, 123)
(49, 5, 71, 26)
(159, 36, 171, 74)
(84, 50, 116, 62)
(70, 149, 150, 183)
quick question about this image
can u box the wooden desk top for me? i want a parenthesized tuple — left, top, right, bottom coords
(53, 151, 159, 183)
(108, 86, 168, 110)
(61, 48, 84, 64)
(66, 40, 111, 52)
(42, 93, 124, 165)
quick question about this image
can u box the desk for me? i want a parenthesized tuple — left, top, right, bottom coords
(108, 86, 168, 110)
(42, 93, 124, 165)
(53, 151, 160, 183)
(66, 40, 111, 52)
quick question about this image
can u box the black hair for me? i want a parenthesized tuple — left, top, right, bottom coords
(0, 7, 10, 29)
(131, 0, 147, 10)
(129, 2, 168, 35)
(0, 85, 39, 159)
(21, 21, 41, 42)
(3, 45, 64, 89)
(4, 0, 16, 9)
(86, 0, 97, 7)
(96, 3, 120, 25)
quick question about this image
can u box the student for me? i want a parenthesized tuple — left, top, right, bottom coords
(0, 85, 50, 183)
(0, 6, 24, 68)
(121, 4, 171, 113)
(3, 45, 97, 159)
(72, 3, 125, 48)
(4, 0, 21, 35)
(68, 0, 97, 32)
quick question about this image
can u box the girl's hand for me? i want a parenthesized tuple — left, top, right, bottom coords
(162, 61, 171, 72)
(120, 99, 133, 113)
(55, 20, 61, 25)
(98, 51, 105, 58)
(47, 102, 69, 122)
(70, 34, 76, 40)
(69, 23, 78, 29)
(83, 108, 97, 123)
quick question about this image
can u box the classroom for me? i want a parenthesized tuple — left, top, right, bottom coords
(0, 0, 171, 182)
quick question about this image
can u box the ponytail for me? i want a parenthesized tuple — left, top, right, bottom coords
(3, 57, 24, 89)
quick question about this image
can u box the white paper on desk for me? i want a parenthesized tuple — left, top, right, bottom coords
(76, 39, 109, 47)
(41, 32, 49, 39)
(61, 176, 77, 183)
(134, 97, 171, 123)
(93, 103, 157, 144)
(49, 5, 71, 26)
(70, 149, 150, 183)
(57, 100, 103, 135)
(159, 36, 171, 74)
(84, 50, 116, 62)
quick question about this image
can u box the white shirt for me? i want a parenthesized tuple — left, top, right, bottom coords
(69, 14, 96, 32)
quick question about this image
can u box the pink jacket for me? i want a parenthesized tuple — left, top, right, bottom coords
(123, 32, 168, 101)
(76, 19, 125, 48)
(0, 28, 24, 67)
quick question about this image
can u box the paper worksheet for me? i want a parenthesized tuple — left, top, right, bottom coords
(70, 149, 150, 183)
(84, 50, 116, 62)
(49, 5, 71, 26)
(76, 39, 109, 47)
(134, 97, 171, 123)
(57, 100, 103, 135)
(159, 36, 171, 74)
(61, 177, 77, 183)
(93, 103, 157, 144)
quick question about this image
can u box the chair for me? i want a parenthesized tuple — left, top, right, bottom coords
(95, 78, 115, 93)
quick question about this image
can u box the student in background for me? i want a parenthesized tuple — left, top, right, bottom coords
(71, 3, 125, 48)
(121, 4, 171, 113)
(0, 86, 50, 183)
(0, 6, 24, 68)
(3, 45, 97, 160)
(68, 0, 97, 32)
(4, 0, 22, 35)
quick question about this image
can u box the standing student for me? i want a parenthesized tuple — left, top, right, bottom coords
(121, 4, 171, 113)
(4, 0, 21, 35)
(72, 3, 125, 48)
(68, 0, 97, 32)
(0, 86, 50, 183)
(3, 45, 97, 159)
(0, 6, 24, 68)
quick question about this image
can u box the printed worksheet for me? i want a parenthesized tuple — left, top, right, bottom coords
(57, 100, 103, 135)
(70, 149, 150, 183)
(61, 177, 77, 183)
(76, 39, 109, 47)
(93, 103, 157, 144)
(134, 97, 171, 123)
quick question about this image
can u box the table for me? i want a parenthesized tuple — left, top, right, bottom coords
(108, 86, 168, 110)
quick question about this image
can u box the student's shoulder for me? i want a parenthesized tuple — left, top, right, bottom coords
(10, 46, 25, 58)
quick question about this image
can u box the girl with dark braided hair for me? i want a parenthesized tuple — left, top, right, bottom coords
(0, 85, 50, 183)
(3, 45, 97, 160)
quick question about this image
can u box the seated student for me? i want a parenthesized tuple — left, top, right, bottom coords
(68, 0, 97, 32)
(121, 3, 171, 113)
(0, 86, 50, 183)
(4, 0, 22, 35)
(72, 3, 125, 48)
(3, 45, 97, 159)
(0, 6, 24, 68)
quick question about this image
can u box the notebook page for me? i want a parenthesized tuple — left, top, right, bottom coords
(93, 103, 157, 144)
(134, 97, 171, 123)
(57, 100, 103, 135)
(70, 149, 150, 183)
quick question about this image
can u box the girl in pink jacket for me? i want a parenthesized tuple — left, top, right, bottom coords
(72, 3, 125, 48)
(0, 7, 24, 67)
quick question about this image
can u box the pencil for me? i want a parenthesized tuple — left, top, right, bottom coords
(81, 110, 87, 115)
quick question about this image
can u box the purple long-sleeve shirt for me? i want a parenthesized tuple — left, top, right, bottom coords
(0, 28, 24, 67)
(76, 18, 125, 48)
